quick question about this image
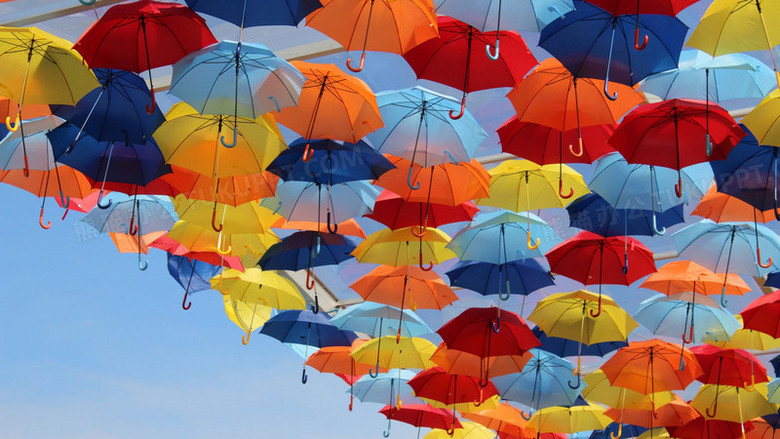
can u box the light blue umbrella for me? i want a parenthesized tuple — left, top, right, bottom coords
(638, 50, 777, 103)
(767, 378, 780, 403)
(589, 153, 712, 234)
(634, 293, 741, 351)
(673, 220, 780, 305)
(330, 303, 432, 339)
(352, 370, 422, 406)
(261, 180, 380, 224)
(491, 349, 581, 414)
(447, 210, 560, 263)
(169, 41, 305, 146)
(0, 116, 60, 171)
(366, 87, 486, 169)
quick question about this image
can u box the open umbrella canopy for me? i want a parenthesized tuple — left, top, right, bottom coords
(436, 307, 540, 357)
(491, 349, 584, 408)
(211, 267, 306, 310)
(185, 0, 322, 27)
(260, 309, 358, 348)
(640, 260, 751, 297)
(582, 370, 675, 411)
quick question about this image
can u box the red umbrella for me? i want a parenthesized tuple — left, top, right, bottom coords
(380, 404, 463, 436)
(149, 234, 244, 271)
(609, 99, 745, 197)
(740, 290, 780, 338)
(498, 118, 616, 166)
(402, 16, 537, 119)
(365, 190, 479, 235)
(436, 307, 539, 357)
(408, 367, 498, 406)
(545, 230, 657, 316)
(667, 417, 754, 439)
(73, 0, 217, 112)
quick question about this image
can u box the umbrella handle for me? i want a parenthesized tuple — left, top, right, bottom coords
(23, 154, 29, 177)
(311, 294, 320, 314)
(485, 39, 500, 60)
(419, 251, 433, 271)
(558, 179, 574, 199)
(138, 253, 148, 271)
(589, 297, 602, 318)
(682, 323, 694, 344)
(59, 191, 70, 211)
(211, 209, 224, 232)
(674, 177, 683, 198)
(326, 211, 338, 234)
(305, 268, 315, 291)
(706, 134, 713, 157)
(478, 376, 490, 389)
(368, 363, 380, 379)
(217, 237, 232, 255)
(526, 231, 540, 250)
(603, 81, 618, 101)
(39, 205, 51, 230)
(313, 235, 321, 258)
(651, 213, 666, 236)
(302, 142, 314, 162)
(220, 125, 238, 148)
(145, 89, 156, 114)
(567, 372, 581, 389)
(182, 290, 191, 311)
(705, 399, 718, 418)
(490, 317, 500, 333)
(79, 0, 97, 6)
(268, 96, 281, 112)
(610, 423, 623, 439)
(444, 150, 459, 164)
(383, 419, 391, 438)
(406, 166, 421, 190)
(520, 410, 532, 421)
(758, 247, 773, 268)
(411, 224, 427, 238)
(445, 426, 455, 436)
(349, 393, 353, 411)
(634, 27, 648, 51)
(241, 330, 251, 345)
(568, 136, 583, 158)
(129, 215, 138, 236)
(96, 190, 112, 209)
(449, 96, 466, 120)
(5, 114, 19, 132)
(346, 51, 366, 73)
(622, 252, 628, 275)
(301, 367, 308, 385)
(499, 278, 511, 301)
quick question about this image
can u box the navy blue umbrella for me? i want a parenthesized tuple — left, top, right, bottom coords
(769, 354, 780, 378)
(567, 192, 685, 237)
(766, 272, 780, 289)
(260, 309, 358, 384)
(185, 0, 321, 27)
(266, 138, 395, 185)
(539, 0, 687, 98)
(166, 254, 222, 310)
(50, 68, 165, 146)
(445, 259, 554, 300)
(258, 231, 357, 312)
(590, 422, 648, 439)
(531, 326, 627, 358)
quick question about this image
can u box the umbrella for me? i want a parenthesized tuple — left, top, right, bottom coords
(702, 314, 780, 352)
(742, 89, 780, 147)
(166, 222, 278, 266)
(0, 116, 61, 172)
(462, 402, 532, 438)
(173, 195, 278, 235)
(380, 404, 463, 437)
(430, 343, 533, 380)
(434, 0, 575, 35)
(271, 217, 366, 239)
(409, 366, 499, 406)
(162, 166, 278, 206)
(366, 86, 487, 172)
(330, 303, 431, 340)
(272, 61, 383, 146)
(365, 190, 479, 234)
(224, 295, 273, 344)
(640, 260, 751, 297)
(109, 230, 165, 255)
(425, 421, 494, 439)
(532, 326, 627, 359)
(693, 344, 768, 394)
(539, 0, 688, 97)
(306, 340, 385, 410)
(72, 0, 217, 112)
(402, 16, 538, 119)
(166, 254, 222, 310)
(150, 233, 245, 270)
(528, 402, 612, 436)
(693, 186, 780, 224)
(445, 259, 555, 299)
(667, 417, 752, 439)
(352, 370, 420, 406)
(350, 336, 437, 379)
(566, 192, 685, 237)
(604, 397, 699, 430)
(351, 227, 457, 269)
(690, 383, 775, 425)
(741, 290, 780, 338)
(307, 0, 438, 73)
(185, 0, 322, 27)
(582, 370, 675, 411)
(436, 307, 539, 360)
(211, 267, 306, 311)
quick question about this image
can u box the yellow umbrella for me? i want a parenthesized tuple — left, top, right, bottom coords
(425, 421, 494, 439)
(173, 194, 280, 237)
(351, 227, 456, 269)
(528, 290, 638, 385)
(211, 268, 306, 311)
(350, 336, 437, 372)
(690, 383, 776, 426)
(167, 220, 279, 258)
(686, 0, 780, 87)
(476, 160, 589, 212)
(742, 89, 780, 147)
(223, 295, 273, 345)
(702, 315, 780, 351)
(582, 370, 675, 411)
(528, 402, 612, 435)
(422, 395, 501, 415)
(638, 428, 670, 439)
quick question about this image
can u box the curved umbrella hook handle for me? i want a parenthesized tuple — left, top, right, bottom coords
(705, 399, 718, 418)
(301, 367, 308, 385)
(311, 294, 319, 314)
(444, 150, 459, 164)
(216, 237, 232, 255)
(59, 190, 70, 211)
(241, 330, 251, 345)
(490, 317, 501, 334)
(569, 136, 583, 158)
(182, 290, 192, 311)
(268, 96, 281, 113)
(419, 251, 433, 271)
(145, 89, 156, 114)
(96, 190, 112, 209)
(302, 143, 314, 162)
(634, 27, 648, 51)
(682, 323, 694, 344)
(138, 253, 148, 271)
(652, 213, 666, 236)
(610, 423, 623, 439)
(603, 81, 618, 101)
(527, 231, 540, 250)
(39, 206, 51, 230)
(499, 278, 511, 301)
(758, 247, 773, 268)
(368, 362, 380, 379)
(383, 419, 391, 438)
(346, 51, 366, 73)
(449, 96, 466, 120)
(326, 211, 338, 234)
(220, 125, 238, 148)
(478, 376, 490, 389)
(589, 296, 602, 318)
(445, 426, 455, 436)
(407, 166, 421, 190)
(567, 372, 581, 389)
(520, 410, 532, 421)
(5, 115, 19, 132)
(720, 291, 729, 308)
(411, 224, 427, 238)
(485, 39, 500, 61)
(674, 177, 683, 198)
(211, 209, 223, 232)
(558, 178, 574, 199)
(128, 215, 138, 236)
(305, 268, 315, 291)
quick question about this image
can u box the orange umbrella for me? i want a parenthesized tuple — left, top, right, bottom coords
(693, 186, 778, 223)
(0, 95, 50, 124)
(746, 417, 780, 439)
(375, 157, 490, 206)
(430, 343, 533, 380)
(605, 397, 700, 429)
(601, 340, 703, 400)
(109, 230, 166, 254)
(463, 402, 531, 438)
(273, 61, 383, 152)
(0, 165, 94, 229)
(641, 260, 751, 297)
(161, 165, 278, 206)
(305, 0, 438, 72)
(506, 58, 645, 156)
(270, 217, 367, 239)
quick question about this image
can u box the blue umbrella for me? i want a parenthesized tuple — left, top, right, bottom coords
(260, 309, 358, 384)
(351, 370, 422, 405)
(330, 303, 431, 339)
(48, 123, 170, 208)
(185, 0, 321, 27)
(166, 254, 222, 310)
(434, 0, 575, 33)
(491, 349, 582, 414)
(257, 231, 357, 313)
(50, 68, 165, 146)
(266, 138, 395, 185)
(589, 153, 713, 234)
(539, 0, 687, 98)
(445, 259, 555, 300)
(590, 422, 647, 439)
(531, 326, 626, 358)
(366, 87, 487, 171)
(766, 271, 780, 289)
(567, 192, 685, 237)
(769, 354, 780, 378)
